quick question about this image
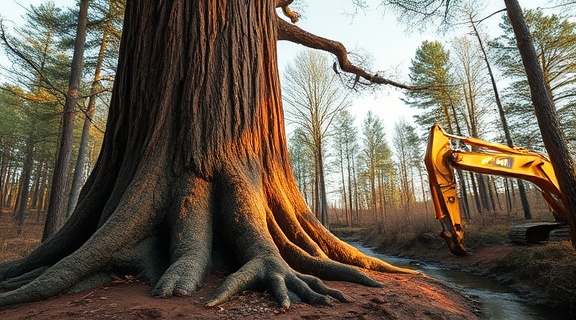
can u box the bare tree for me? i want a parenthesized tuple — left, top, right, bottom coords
(392, 118, 415, 226)
(283, 49, 351, 227)
(451, 35, 495, 215)
(459, 3, 532, 219)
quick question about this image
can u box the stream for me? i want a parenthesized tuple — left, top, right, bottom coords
(349, 241, 573, 320)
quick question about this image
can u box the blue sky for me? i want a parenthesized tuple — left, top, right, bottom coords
(0, 0, 559, 143)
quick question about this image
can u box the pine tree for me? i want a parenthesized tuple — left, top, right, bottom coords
(491, 9, 576, 150)
(405, 40, 461, 133)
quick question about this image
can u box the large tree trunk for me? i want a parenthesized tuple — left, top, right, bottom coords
(0, 0, 415, 308)
(505, 0, 576, 246)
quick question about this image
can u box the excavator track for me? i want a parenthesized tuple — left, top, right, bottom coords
(508, 222, 566, 244)
(549, 226, 571, 242)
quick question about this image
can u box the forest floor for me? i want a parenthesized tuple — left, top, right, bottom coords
(0, 214, 482, 319)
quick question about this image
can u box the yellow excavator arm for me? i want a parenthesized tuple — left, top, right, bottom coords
(424, 124, 565, 256)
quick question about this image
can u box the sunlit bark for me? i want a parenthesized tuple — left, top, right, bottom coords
(0, 0, 416, 309)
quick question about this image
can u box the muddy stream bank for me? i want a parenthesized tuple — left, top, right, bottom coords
(347, 240, 573, 320)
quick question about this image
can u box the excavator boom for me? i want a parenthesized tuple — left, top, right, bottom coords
(424, 124, 566, 256)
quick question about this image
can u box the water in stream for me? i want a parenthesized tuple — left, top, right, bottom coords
(350, 242, 574, 320)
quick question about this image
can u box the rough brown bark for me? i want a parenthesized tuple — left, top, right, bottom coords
(0, 0, 416, 309)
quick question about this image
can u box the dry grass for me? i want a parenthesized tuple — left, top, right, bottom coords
(494, 241, 576, 305)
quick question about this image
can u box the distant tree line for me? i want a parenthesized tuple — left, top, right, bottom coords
(0, 0, 123, 236)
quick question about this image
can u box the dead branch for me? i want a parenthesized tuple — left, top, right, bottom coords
(276, 18, 426, 91)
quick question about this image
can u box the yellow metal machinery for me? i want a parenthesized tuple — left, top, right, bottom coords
(424, 124, 567, 256)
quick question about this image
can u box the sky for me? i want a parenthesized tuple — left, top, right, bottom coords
(0, 0, 561, 144)
(277, 0, 428, 139)
(275, 0, 558, 140)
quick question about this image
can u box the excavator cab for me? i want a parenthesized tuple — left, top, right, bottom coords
(424, 124, 566, 256)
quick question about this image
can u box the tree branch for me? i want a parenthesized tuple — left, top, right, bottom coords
(475, 8, 507, 25)
(0, 22, 67, 98)
(276, 18, 425, 91)
(276, 0, 300, 23)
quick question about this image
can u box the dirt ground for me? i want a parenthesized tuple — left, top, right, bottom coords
(0, 271, 481, 319)
(0, 217, 483, 319)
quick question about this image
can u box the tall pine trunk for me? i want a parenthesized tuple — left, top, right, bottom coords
(67, 18, 111, 218)
(505, 0, 576, 245)
(14, 142, 34, 235)
(42, 0, 90, 241)
(469, 14, 532, 220)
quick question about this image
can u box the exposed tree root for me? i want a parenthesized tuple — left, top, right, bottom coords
(152, 175, 212, 297)
(0, 153, 419, 309)
(0, 0, 428, 311)
(0, 171, 114, 281)
(0, 144, 168, 307)
(0, 267, 49, 290)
